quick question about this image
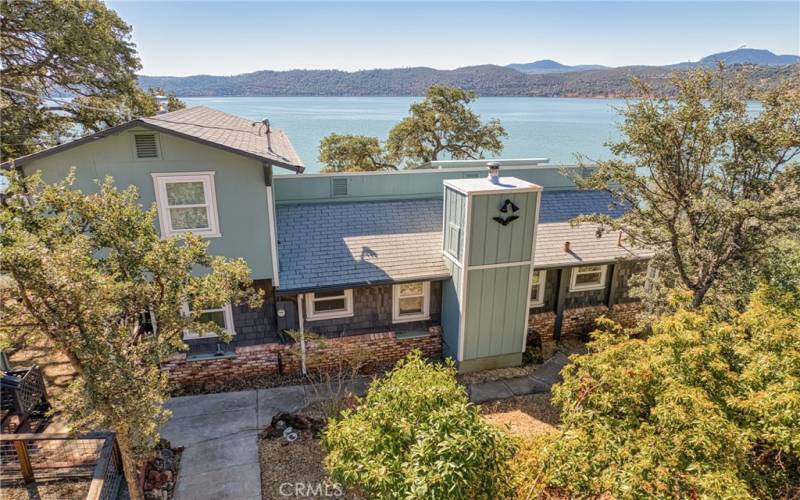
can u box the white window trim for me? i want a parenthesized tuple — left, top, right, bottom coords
(131, 132, 161, 160)
(529, 270, 547, 307)
(305, 289, 354, 321)
(182, 303, 235, 340)
(392, 281, 431, 323)
(569, 264, 608, 292)
(644, 261, 660, 292)
(152, 172, 221, 238)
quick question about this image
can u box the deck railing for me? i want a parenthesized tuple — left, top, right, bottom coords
(0, 431, 123, 500)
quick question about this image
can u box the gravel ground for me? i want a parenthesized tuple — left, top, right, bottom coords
(457, 362, 543, 385)
(481, 393, 561, 437)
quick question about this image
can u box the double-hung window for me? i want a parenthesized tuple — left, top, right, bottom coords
(305, 289, 354, 320)
(183, 303, 235, 339)
(152, 172, 221, 238)
(392, 281, 430, 323)
(569, 265, 608, 292)
(529, 270, 546, 307)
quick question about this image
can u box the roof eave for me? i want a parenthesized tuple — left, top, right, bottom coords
(1, 119, 305, 173)
(275, 272, 452, 295)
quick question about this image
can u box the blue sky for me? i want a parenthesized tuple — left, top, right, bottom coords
(108, 1, 800, 76)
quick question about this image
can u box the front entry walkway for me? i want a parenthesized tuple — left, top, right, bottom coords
(162, 350, 575, 499)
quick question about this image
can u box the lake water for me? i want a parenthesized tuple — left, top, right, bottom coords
(182, 96, 628, 172)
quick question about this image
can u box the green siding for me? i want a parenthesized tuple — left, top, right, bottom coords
(463, 265, 530, 359)
(440, 260, 462, 360)
(467, 192, 537, 267)
(443, 187, 466, 261)
(21, 127, 275, 280)
(273, 165, 584, 204)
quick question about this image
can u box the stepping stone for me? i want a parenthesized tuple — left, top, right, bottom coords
(468, 380, 513, 403)
(504, 376, 551, 396)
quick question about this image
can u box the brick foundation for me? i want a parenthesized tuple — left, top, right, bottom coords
(526, 303, 644, 359)
(163, 327, 442, 388)
(527, 311, 557, 359)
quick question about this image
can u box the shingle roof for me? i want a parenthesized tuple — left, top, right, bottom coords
(140, 107, 303, 170)
(1, 106, 304, 172)
(275, 190, 650, 292)
(276, 200, 450, 293)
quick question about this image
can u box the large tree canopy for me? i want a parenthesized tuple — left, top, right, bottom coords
(0, 0, 182, 161)
(317, 85, 506, 171)
(318, 133, 395, 172)
(575, 68, 800, 309)
(0, 171, 260, 500)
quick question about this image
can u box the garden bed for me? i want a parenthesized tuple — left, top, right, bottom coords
(258, 405, 363, 500)
(0, 478, 89, 500)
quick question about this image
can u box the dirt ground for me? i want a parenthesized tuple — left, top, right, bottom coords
(481, 393, 561, 437)
(8, 342, 77, 405)
(0, 479, 89, 500)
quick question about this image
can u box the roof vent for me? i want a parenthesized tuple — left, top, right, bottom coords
(487, 161, 500, 184)
(134, 134, 159, 159)
(332, 178, 348, 197)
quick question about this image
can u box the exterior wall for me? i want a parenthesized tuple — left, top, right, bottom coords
(526, 260, 648, 359)
(272, 165, 583, 205)
(443, 187, 466, 260)
(164, 327, 442, 390)
(440, 262, 462, 360)
(277, 281, 442, 338)
(467, 191, 537, 267)
(185, 279, 280, 356)
(22, 128, 276, 280)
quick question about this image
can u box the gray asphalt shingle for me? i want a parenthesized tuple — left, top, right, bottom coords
(276, 190, 649, 291)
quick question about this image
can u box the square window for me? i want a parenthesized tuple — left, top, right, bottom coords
(392, 281, 430, 323)
(530, 270, 547, 307)
(305, 289, 354, 320)
(183, 303, 234, 339)
(152, 172, 221, 238)
(569, 265, 608, 292)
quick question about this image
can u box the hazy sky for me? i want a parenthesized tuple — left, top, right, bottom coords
(108, 1, 800, 76)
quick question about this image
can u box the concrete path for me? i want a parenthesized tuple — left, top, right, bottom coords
(162, 349, 578, 499)
(161, 381, 369, 500)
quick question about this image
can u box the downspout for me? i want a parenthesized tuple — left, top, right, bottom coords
(297, 294, 307, 375)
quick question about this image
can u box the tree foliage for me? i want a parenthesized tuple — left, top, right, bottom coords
(575, 67, 800, 309)
(387, 85, 506, 166)
(317, 85, 506, 171)
(533, 284, 800, 498)
(0, 171, 261, 500)
(323, 351, 516, 499)
(318, 133, 395, 172)
(0, 0, 184, 162)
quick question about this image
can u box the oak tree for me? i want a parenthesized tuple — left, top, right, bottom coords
(318, 133, 395, 172)
(575, 68, 800, 309)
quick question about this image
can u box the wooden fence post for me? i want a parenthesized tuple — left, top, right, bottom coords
(14, 439, 34, 483)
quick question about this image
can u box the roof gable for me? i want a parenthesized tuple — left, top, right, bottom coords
(1, 106, 304, 172)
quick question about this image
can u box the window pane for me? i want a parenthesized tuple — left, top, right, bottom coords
(577, 265, 602, 274)
(315, 298, 346, 312)
(530, 284, 541, 301)
(166, 181, 206, 206)
(198, 310, 226, 330)
(399, 296, 424, 314)
(531, 272, 541, 286)
(314, 290, 345, 300)
(575, 272, 602, 286)
(169, 207, 209, 230)
(399, 282, 423, 296)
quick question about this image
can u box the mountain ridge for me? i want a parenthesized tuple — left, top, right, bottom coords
(139, 48, 799, 98)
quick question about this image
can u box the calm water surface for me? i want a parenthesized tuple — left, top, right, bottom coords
(182, 96, 628, 172)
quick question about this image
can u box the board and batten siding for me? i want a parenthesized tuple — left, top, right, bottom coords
(19, 127, 276, 280)
(467, 192, 537, 267)
(441, 258, 463, 360)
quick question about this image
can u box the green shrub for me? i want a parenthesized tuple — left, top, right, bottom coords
(533, 285, 800, 498)
(323, 351, 516, 499)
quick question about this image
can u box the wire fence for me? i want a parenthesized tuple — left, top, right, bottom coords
(0, 432, 123, 500)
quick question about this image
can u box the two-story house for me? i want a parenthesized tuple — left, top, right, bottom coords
(3, 106, 651, 387)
